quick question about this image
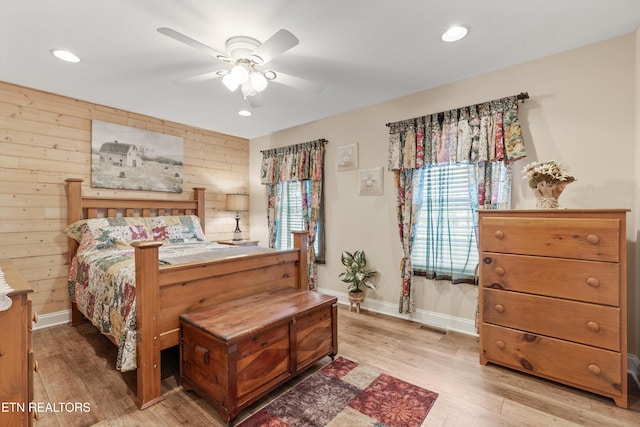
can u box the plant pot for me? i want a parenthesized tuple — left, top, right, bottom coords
(348, 291, 365, 314)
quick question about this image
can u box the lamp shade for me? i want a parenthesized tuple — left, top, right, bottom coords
(226, 194, 249, 212)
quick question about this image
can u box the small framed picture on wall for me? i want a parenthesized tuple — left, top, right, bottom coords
(359, 167, 383, 196)
(336, 143, 358, 171)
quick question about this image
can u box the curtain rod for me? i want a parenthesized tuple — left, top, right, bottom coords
(260, 138, 328, 154)
(385, 92, 529, 128)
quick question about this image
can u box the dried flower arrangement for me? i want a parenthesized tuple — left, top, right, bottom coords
(521, 160, 576, 189)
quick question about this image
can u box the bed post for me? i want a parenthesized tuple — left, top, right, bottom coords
(130, 240, 165, 409)
(193, 187, 206, 232)
(65, 178, 86, 325)
(293, 231, 309, 290)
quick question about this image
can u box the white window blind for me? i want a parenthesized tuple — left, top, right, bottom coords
(411, 163, 478, 282)
(275, 181, 321, 256)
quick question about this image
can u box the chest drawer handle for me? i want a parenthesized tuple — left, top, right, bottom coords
(495, 340, 505, 350)
(494, 304, 505, 313)
(196, 345, 210, 364)
(587, 364, 601, 375)
(495, 267, 505, 276)
(494, 230, 504, 240)
(586, 234, 600, 244)
(586, 321, 600, 332)
(586, 277, 600, 288)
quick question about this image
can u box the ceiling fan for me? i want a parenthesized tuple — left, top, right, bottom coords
(157, 27, 323, 107)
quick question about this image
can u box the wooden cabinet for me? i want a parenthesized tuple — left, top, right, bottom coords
(478, 209, 628, 408)
(179, 287, 337, 423)
(0, 259, 35, 426)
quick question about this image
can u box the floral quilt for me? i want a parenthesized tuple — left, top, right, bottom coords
(67, 241, 269, 372)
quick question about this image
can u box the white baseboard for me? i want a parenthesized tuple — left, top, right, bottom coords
(318, 288, 478, 336)
(33, 309, 70, 330)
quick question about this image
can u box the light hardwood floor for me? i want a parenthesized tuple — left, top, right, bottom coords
(32, 304, 640, 426)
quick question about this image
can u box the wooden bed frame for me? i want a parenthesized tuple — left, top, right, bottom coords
(65, 178, 309, 409)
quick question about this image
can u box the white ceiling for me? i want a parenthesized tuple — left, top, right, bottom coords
(1, 0, 639, 139)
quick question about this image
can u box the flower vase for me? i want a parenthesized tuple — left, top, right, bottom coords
(533, 181, 569, 209)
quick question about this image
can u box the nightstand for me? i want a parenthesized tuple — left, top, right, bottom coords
(217, 240, 259, 246)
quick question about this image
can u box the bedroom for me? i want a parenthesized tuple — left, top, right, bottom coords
(1, 1, 640, 425)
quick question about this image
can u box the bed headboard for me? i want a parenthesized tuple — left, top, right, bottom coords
(65, 178, 206, 261)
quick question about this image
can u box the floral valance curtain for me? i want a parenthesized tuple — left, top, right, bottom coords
(387, 95, 526, 171)
(387, 94, 527, 314)
(260, 139, 326, 290)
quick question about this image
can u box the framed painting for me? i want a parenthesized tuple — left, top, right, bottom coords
(337, 143, 358, 171)
(359, 167, 383, 196)
(91, 120, 184, 192)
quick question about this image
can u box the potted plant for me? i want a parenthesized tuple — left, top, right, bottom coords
(339, 249, 377, 313)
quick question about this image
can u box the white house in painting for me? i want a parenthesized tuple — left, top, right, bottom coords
(98, 141, 144, 167)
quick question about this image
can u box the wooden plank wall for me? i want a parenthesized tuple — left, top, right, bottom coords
(0, 81, 250, 316)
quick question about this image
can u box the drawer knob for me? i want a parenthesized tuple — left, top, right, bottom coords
(586, 277, 600, 288)
(32, 312, 39, 323)
(586, 234, 600, 244)
(586, 321, 600, 332)
(587, 364, 601, 375)
(494, 304, 505, 313)
(495, 340, 505, 350)
(494, 230, 504, 240)
(495, 267, 505, 276)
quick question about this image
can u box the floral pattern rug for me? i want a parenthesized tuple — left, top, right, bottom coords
(238, 356, 438, 427)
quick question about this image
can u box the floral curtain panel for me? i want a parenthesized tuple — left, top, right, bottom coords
(387, 94, 526, 313)
(260, 139, 326, 290)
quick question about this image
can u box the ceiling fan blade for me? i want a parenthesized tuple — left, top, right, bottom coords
(173, 70, 223, 85)
(157, 27, 229, 62)
(248, 93, 264, 108)
(270, 71, 324, 94)
(251, 29, 299, 64)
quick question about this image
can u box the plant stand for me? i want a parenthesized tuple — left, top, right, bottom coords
(348, 292, 365, 314)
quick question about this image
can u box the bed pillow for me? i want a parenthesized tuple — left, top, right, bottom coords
(64, 217, 151, 253)
(145, 215, 206, 243)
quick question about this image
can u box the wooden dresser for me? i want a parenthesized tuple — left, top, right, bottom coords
(180, 287, 338, 423)
(0, 259, 36, 426)
(478, 209, 628, 408)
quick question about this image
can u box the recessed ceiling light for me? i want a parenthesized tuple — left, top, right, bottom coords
(238, 110, 252, 117)
(441, 25, 468, 42)
(51, 49, 80, 63)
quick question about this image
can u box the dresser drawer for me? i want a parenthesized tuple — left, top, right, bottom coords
(480, 217, 620, 262)
(483, 288, 620, 351)
(480, 253, 620, 305)
(482, 324, 622, 397)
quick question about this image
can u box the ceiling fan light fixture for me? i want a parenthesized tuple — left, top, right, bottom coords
(250, 72, 268, 92)
(222, 73, 239, 91)
(231, 64, 249, 82)
(441, 25, 468, 42)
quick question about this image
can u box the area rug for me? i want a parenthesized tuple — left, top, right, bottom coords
(237, 356, 438, 427)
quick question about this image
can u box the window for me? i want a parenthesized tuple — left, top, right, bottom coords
(274, 181, 324, 262)
(411, 163, 478, 284)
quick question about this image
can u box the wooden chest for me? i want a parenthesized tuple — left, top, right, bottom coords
(179, 287, 338, 424)
(478, 209, 628, 408)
